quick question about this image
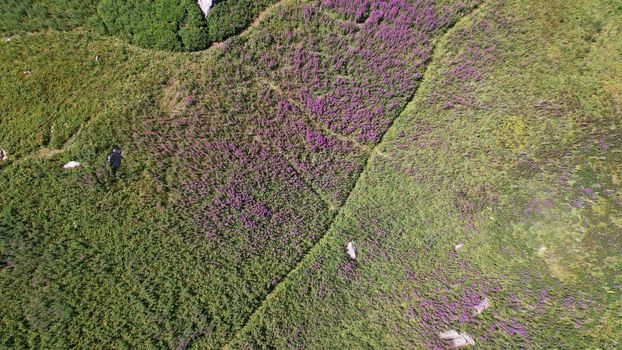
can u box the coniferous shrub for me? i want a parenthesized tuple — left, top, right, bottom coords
(96, 0, 208, 52)
(1, 0, 279, 52)
(205, 0, 276, 43)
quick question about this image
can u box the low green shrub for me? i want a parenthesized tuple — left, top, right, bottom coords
(95, 0, 277, 51)
(206, 0, 277, 43)
(0, 0, 279, 52)
(95, 0, 208, 51)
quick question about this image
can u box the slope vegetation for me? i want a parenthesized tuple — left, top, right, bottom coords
(228, 0, 622, 348)
(1, 0, 480, 348)
(0, 0, 620, 349)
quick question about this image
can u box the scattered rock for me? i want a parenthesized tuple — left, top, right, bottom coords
(347, 241, 356, 260)
(0, 149, 7, 161)
(454, 243, 464, 252)
(63, 161, 81, 169)
(23, 70, 32, 75)
(95, 55, 100, 61)
(471, 297, 490, 316)
(439, 330, 461, 340)
(439, 330, 475, 349)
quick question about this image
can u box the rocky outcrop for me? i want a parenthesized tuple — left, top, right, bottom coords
(438, 330, 475, 348)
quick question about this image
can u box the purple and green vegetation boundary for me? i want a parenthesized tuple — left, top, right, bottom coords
(227, 0, 622, 348)
(0, 0, 620, 349)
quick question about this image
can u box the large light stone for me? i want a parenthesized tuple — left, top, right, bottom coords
(347, 241, 356, 260)
(438, 330, 475, 349)
(197, 0, 213, 16)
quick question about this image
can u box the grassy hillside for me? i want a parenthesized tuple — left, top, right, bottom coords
(205, 0, 278, 44)
(228, 0, 622, 348)
(0, 0, 98, 35)
(1, 0, 620, 349)
(1, 0, 480, 348)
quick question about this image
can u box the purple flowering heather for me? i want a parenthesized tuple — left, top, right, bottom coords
(133, 0, 484, 345)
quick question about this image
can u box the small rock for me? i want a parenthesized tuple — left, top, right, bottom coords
(63, 161, 81, 169)
(439, 330, 475, 349)
(471, 297, 490, 316)
(4, 37, 11, 42)
(95, 55, 100, 61)
(0, 149, 7, 161)
(23, 70, 32, 75)
(454, 243, 464, 252)
(439, 330, 461, 340)
(448, 334, 475, 349)
(346, 241, 356, 260)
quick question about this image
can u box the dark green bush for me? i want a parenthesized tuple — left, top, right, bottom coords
(179, 6, 209, 51)
(95, 0, 278, 51)
(1, 0, 279, 51)
(206, 0, 277, 43)
(96, 0, 208, 52)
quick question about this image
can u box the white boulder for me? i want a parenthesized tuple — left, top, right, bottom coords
(63, 161, 81, 169)
(197, 0, 213, 16)
(438, 330, 461, 340)
(439, 330, 475, 349)
(347, 241, 356, 260)
(471, 297, 490, 316)
(0, 149, 7, 161)
(454, 243, 464, 252)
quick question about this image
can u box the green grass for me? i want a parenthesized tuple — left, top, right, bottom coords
(0, 0, 98, 36)
(0, 30, 170, 159)
(205, 0, 278, 44)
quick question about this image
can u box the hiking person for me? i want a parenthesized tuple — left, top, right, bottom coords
(108, 146, 122, 177)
